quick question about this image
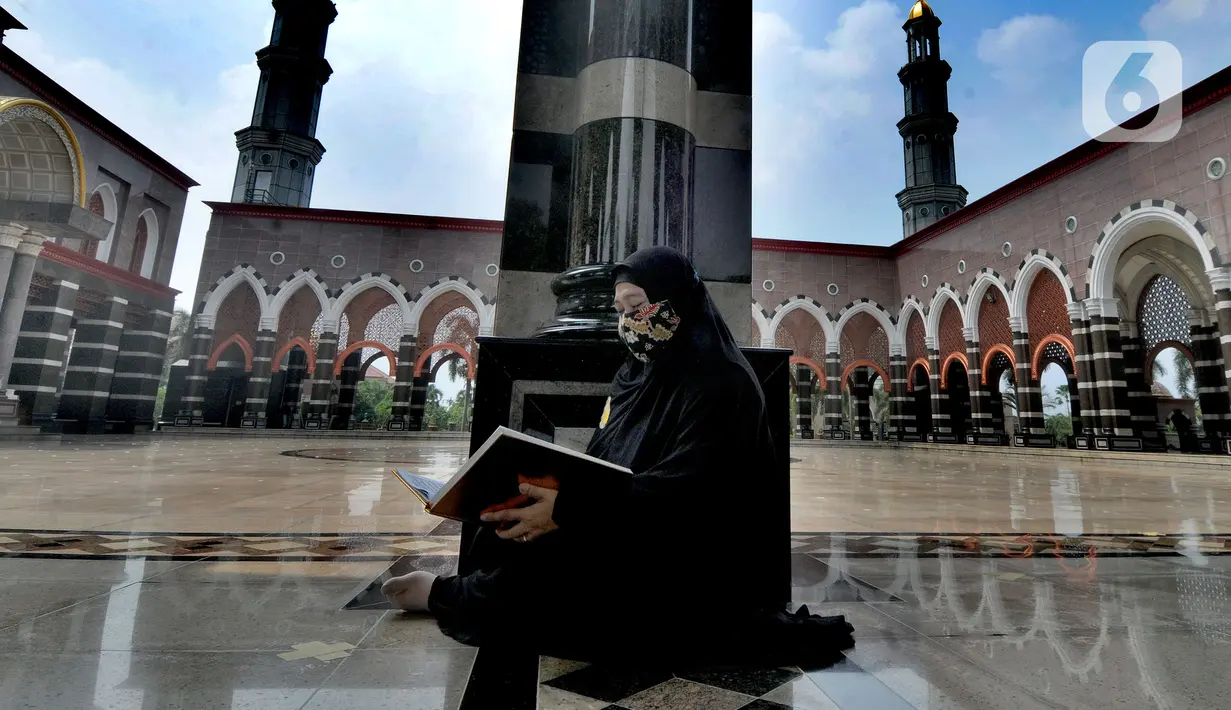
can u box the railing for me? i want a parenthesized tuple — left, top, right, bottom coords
(243, 188, 280, 205)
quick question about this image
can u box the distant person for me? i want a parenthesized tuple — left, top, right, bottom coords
(382, 246, 854, 664)
(1171, 409, 1192, 437)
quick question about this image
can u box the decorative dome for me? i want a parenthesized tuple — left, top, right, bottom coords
(908, 1, 935, 20)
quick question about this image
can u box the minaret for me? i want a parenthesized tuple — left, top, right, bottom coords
(230, 0, 337, 208)
(896, 0, 966, 238)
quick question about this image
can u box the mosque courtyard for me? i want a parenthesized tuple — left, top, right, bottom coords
(0, 436, 1229, 709)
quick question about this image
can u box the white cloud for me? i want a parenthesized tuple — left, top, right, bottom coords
(1141, 0, 1218, 33)
(977, 15, 1078, 87)
(752, 1, 900, 189)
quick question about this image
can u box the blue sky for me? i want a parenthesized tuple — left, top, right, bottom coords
(6, 0, 1226, 401)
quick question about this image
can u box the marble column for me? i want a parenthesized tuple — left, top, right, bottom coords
(0, 233, 46, 393)
(8, 276, 76, 426)
(964, 326, 989, 440)
(56, 295, 127, 431)
(304, 325, 337, 429)
(823, 343, 843, 437)
(1210, 267, 1231, 453)
(1068, 302, 1096, 447)
(388, 331, 417, 431)
(1118, 319, 1156, 445)
(1191, 308, 1229, 441)
(1085, 298, 1137, 448)
(108, 308, 171, 429)
(794, 362, 813, 440)
(852, 367, 872, 439)
(242, 318, 277, 428)
(0, 222, 26, 315)
(498, 0, 752, 340)
(926, 337, 946, 441)
(175, 313, 214, 426)
(1009, 316, 1047, 443)
(888, 344, 907, 440)
(280, 350, 309, 427)
(331, 351, 361, 430)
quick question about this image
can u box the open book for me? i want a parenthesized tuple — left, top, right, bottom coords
(391, 426, 632, 522)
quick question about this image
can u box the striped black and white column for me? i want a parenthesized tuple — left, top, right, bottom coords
(1118, 319, 1160, 448)
(1084, 298, 1138, 450)
(1191, 308, 1229, 447)
(964, 326, 990, 442)
(925, 337, 948, 441)
(242, 319, 276, 428)
(851, 368, 871, 439)
(1068, 302, 1096, 448)
(304, 325, 338, 429)
(1210, 267, 1231, 453)
(175, 313, 214, 426)
(794, 362, 813, 439)
(332, 351, 361, 430)
(8, 276, 75, 427)
(823, 344, 843, 438)
(888, 344, 907, 440)
(108, 308, 171, 429)
(1009, 316, 1046, 445)
(388, 333, 417, 431)
(56, 295, 127, 432)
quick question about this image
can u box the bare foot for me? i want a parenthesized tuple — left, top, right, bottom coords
(381, 570, 437, 611)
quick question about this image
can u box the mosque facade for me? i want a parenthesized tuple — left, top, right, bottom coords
(157, 0, 1231, 454)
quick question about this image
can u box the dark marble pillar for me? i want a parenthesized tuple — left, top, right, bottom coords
(8, 276, 76, 426)
(1085, 298, 1140, 450)
(926, 339, 946, 441)
(1068, 303, 1096, 446)
(56, 295, 127, 432)
(108, 308, 171, 430)
(1191, 310, 1229, 444)
(175, 314, 213, 426)
(823, 344, 843, 437)
(304, 329, 337, 429)
(331, 350, 361, 430)
(1213, 274, 1231, 453)
(497, 0, 752, 340)
(852, 367, 872, 439)
(888, 346, 907, 440)
(964, 327, 988, 439)
(389, 334, 417, 430)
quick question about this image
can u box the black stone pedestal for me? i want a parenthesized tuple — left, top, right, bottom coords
(460, 337, 792, 608)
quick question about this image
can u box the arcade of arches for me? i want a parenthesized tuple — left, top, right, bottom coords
(768, 213, 1231, 454)
(184, 270, 484, 431)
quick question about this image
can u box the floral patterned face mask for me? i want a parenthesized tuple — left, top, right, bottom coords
(618, 301, 682, 362)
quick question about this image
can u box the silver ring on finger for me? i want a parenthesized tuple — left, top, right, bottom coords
(519, 534, 530, 543)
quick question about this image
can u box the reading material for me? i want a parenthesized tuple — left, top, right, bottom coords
(391, 426, 632, 522)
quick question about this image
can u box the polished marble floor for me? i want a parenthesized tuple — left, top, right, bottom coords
(2, 436, 1231, 708)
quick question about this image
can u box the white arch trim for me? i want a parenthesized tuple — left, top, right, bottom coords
(767, 297, 836, 345)
(268, 270, 333, 325)
(834, 300, 900, 348)
(895, 297, 926, 345)
(1089, 203, 1219, 302)
(329, 274, 414, 327)
(200, 268, 272, 321)
(965, 270, 1014, 331)
(136, 208, 159, 280)
(91, 183, 118, 263)
(752, 302, 772, 348)
(1011, 253, 1075, 330)
(926, 285, 965, 342)
(408, 279, 494, 337)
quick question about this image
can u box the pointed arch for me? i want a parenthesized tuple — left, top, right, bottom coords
(1010, 250, 1076, 331)
(1088, 200, 1220, 301)
(130, 209, 160, 279)
(329, 272, 413, 326)
(90, 182, 118, 263)
(414, 342, 476, 380)
(966, 268, 1013, 330)
(1031, 334, 1076, 380)
(896, 295, 926, 344)
(268, 268, 332, 325)
(206, 333, 254, 372)
(752, 301, 772, 347)
(768, 295, 836, 345)
(271, 336, 316, 373)
(409, 277, 493, 336)
(334, 340, 397, 376)
(927, 283, 965, 341)
(199, 264, 271, 321)
(835, 299, 899, 349)
(980, 344, 1016, 385)
(1143, 340, 1194, 385)
(939, 352, 969, 390)
(841, 360, 891, 393)
(906, 357, 930, 392)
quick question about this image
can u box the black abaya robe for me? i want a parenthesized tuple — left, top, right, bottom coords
(428, 247, 853, 663)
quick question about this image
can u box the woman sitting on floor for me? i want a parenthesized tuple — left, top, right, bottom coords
(383, 246, 854, 663)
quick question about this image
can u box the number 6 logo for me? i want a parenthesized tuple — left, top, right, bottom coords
(1083, 41, 1182, 143)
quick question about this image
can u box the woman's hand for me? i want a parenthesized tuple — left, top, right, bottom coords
(480, 482, 559, 543)
(480, 475, 558, 518)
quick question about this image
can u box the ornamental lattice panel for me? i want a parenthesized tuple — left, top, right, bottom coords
(1138, 274, 1192, 351)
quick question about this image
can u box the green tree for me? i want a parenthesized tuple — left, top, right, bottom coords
(1045, 413, 1073, 441)
(1174, 349, 1196, 399)
(354, 378, 393, 427)
(999, 371, 1018, 413)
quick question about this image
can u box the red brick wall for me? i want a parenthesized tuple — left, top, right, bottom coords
(938, 300, 964, 359)
(978, 295, 1011, 353)
(1027, 271, 1072, 355)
